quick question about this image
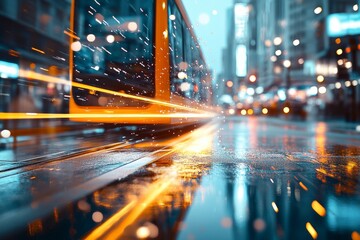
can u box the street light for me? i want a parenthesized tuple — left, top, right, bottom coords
(283, 60, 291, 68)
(249, 74, 257, 83)
(274, 37, 282, 46)
(314, 7, 322, 15)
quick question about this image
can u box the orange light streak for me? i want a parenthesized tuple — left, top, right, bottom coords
(86, 177, 175, 240)
(311, 200, 326, 217)
(64, 30, 80, 40)
(9, 49, 20, 57)
(299, 182, 308, 191)
(85, 201, 137, 240)
(31, 47, 45, 54)
(306, 222, 318, 239)
(19, 70, 213, 115)
(0, 112, 213, 120)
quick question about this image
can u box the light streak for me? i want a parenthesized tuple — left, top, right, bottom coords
(0, 113, 213, 120)
(85, 201, 136, 239)
(85, 176, 175, 240)
(311, 200, 326, 217)
(299, 182, 308, 191)
(306, 222, 318, 239)
(19, 70, 213, 115)
(31, 47, 45, 54)
(63, 30, 80, 40)
(85, 124, 217, 239)
(272, 202, 279, 213)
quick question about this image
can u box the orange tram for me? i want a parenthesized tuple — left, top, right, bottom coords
(69, 0, 214, 125)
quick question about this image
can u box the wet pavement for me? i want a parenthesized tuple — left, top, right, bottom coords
(2, 116, 360, 239)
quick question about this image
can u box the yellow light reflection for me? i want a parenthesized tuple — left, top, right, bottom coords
(86, 177, 175, 240)
(315, 122, 327, 163)
(19, 70, 213, 115)
(85, 201, 137, 240)
(271, 202, 279, 213)
(346, 161, 356, 174)
(311, 200, 326, 217)
(86, 122, 214, 239)
(180, 134, 212, 154)
(306, 222, 318, 239)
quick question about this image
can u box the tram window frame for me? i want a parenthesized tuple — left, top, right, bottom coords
(72, 0, 156, 107)
(169, 4, 184, 67)
(167, 0, 206, 102)
(168, 1, 188, 97)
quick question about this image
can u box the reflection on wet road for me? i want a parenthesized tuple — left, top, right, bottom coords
(5, 117, 360, 239)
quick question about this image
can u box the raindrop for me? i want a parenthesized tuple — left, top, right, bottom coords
(221, 217, 232, 228)
(71, 41, 82, 52)
(136, 226, 150, 239)
(77, 200, 91, 212)
(106, 35, 115, 43)
(198, 13, 210, 25)
(1, 129, 11, 138)
(92, 211, 103, 223)
(128, 22, 138, 32)
(253, 219, 266, 232)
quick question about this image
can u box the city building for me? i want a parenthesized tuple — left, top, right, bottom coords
(221, 0, 360, 120)
(0, 0, 71, 113)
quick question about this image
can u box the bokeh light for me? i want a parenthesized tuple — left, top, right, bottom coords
(0, 129, 11, 138)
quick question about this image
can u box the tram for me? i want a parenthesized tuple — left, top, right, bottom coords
(69, 0, 213, 124)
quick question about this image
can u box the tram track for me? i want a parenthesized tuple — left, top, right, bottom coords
(0, 123, 204, 178)
(0, 122, 207, 238)
(0, 120, 216, 239)
(0, 140, 138, 176)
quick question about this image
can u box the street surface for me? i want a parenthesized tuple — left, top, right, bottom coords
(1, 116, 360, 239)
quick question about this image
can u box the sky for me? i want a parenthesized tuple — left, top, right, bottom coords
(182, 0, 233, 77)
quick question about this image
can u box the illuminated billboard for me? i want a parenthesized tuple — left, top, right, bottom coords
(0, 60, 19, 78)
(236, 45, 247, 77)
(234, 3, 249, 77)
(234, 3, 249, 42)
(327, 13, 360, 37)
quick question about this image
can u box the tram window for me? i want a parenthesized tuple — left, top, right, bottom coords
(168, 2, 186, 97)
(72, 0, 155, 107)
(167, 1, 208, 102)
(168, 5, 184, 67)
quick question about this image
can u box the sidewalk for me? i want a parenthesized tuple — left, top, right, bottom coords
(325, 120, 360, 135)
